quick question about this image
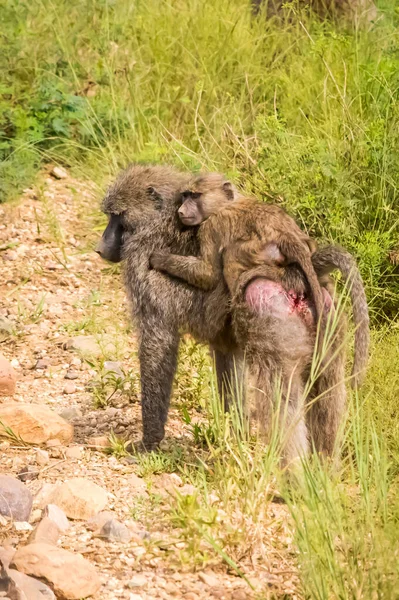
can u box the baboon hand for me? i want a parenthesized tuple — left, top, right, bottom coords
(150, 250, 169, 270)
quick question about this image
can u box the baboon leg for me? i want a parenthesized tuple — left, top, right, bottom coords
(138, 318, 180, 450)
(307, 346, 347, 457)
(256, 364, 309, 466)
(212, 348, 246, 411)
(279, 388, 309, 467)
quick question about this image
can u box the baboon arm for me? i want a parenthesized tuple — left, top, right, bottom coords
(150, 252, 220, 291)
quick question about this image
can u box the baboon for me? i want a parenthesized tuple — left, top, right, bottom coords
(150, 173, 369, 463)
(96, 164, 242, 450)
(150, 173, 326, 323)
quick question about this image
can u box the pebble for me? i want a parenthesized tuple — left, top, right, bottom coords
(14, 521, 33, 532)
(198, 573, 220, 587)
(34, 358, 50, 370)
(51, 166, 68, 179)
(232, 590, 247, 600)
(98, 519, 132, 543)
(0, 475, 33, 521)
(3, 250, 18, 261)
(43, 504, 70, 532)
(127, 575, 147, 588)
(0, 353, 17, 396)
(63, 382, 76, 394)
(35, 449, 50, 466)
(65, 370, 79, 380)
(86, 510, 115, 532)
(58, 406, 82, 421)
(65, 445, 84, 460)
(28, 516, 60, 545)
(17, 465, 39, 482)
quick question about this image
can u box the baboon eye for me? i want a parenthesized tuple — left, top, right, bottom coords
(147, 186, 163, 208)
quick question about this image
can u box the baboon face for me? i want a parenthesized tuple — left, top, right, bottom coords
(96, 213, 125, 263)
(178, 173, 236, 226)
(96, 164, 188, 263)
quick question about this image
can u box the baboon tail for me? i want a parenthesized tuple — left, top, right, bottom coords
(313, 245, 370, 388)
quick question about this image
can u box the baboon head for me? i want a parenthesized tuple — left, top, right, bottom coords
(178, 173, 239, 226)
(96, 164, 189, 263)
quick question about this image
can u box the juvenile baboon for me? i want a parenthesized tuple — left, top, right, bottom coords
(96, 164, 242, 450)
(150, 173, 369, 463)
(150, 173, 326, 323)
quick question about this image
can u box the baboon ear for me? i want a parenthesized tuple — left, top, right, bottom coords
(222, 181, 235, 201)
(307, 239, 318, 254)
(147, 186, 163, 209)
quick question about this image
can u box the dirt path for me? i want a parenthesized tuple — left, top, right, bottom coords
(0, 170, 299, 600)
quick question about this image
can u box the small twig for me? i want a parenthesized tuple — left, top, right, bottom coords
(39, 459, 68, 474)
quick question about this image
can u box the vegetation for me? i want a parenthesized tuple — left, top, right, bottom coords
(2, 0, 399, 597)
(1, 0, 399, 316)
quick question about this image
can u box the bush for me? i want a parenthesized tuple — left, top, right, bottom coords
(1, 0, 398, 315)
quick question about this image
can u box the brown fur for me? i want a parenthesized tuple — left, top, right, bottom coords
(150, 173, 369, 464)
(97, 164, 243, 450)
(151, 173, 326, 322)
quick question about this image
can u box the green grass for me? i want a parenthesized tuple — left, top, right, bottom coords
(156, 326, 399, 597)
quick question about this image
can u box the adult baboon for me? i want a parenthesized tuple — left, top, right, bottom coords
(150, 172, 369, 462)
(96, 164, 241, 450)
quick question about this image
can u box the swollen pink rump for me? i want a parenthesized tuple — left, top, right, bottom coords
(244, 278, 316, 327)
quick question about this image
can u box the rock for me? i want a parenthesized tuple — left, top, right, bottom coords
(65, 335, 116, 357)
(43, 505, 69, 532)
(35, 449, 50, 467)
(33, 358, 50, 370)
(33, 484, 57, 510)
(64, 371, 79, 380)
(14, 522, 33, 532)
(50, 166, 68, 180)
(48, 478, 107, 520)
(27, 517, 60, 545)
(129, 473, 147, 493)
(0, 476, 33, 521)
(30, 509, 42, 523)
(45, 439, 62, 449)
(103, 361, 124, 378)
(0, 354, 17, 397)
(3, 250, 17, 261)
(232, 590, 247, 600)
(17, 466, 39, 482)
(0, 318, 13, 342)
(65, 446, 83, 460)
(87, 435, 109, 450)
(58, 407, 82, 422)
(63, 382, 76, 395)
(98, 519, 131, 543)
(127, 575, 147, 588)
(128, 595, 143, 600)
(199, 572, 220, 588)
(85, 511, 115, 532)
(4, 569, 56, 600)
(0, 545, 16, 568)
(0, 404, 73, 445)
(11, 543, 101, 599)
